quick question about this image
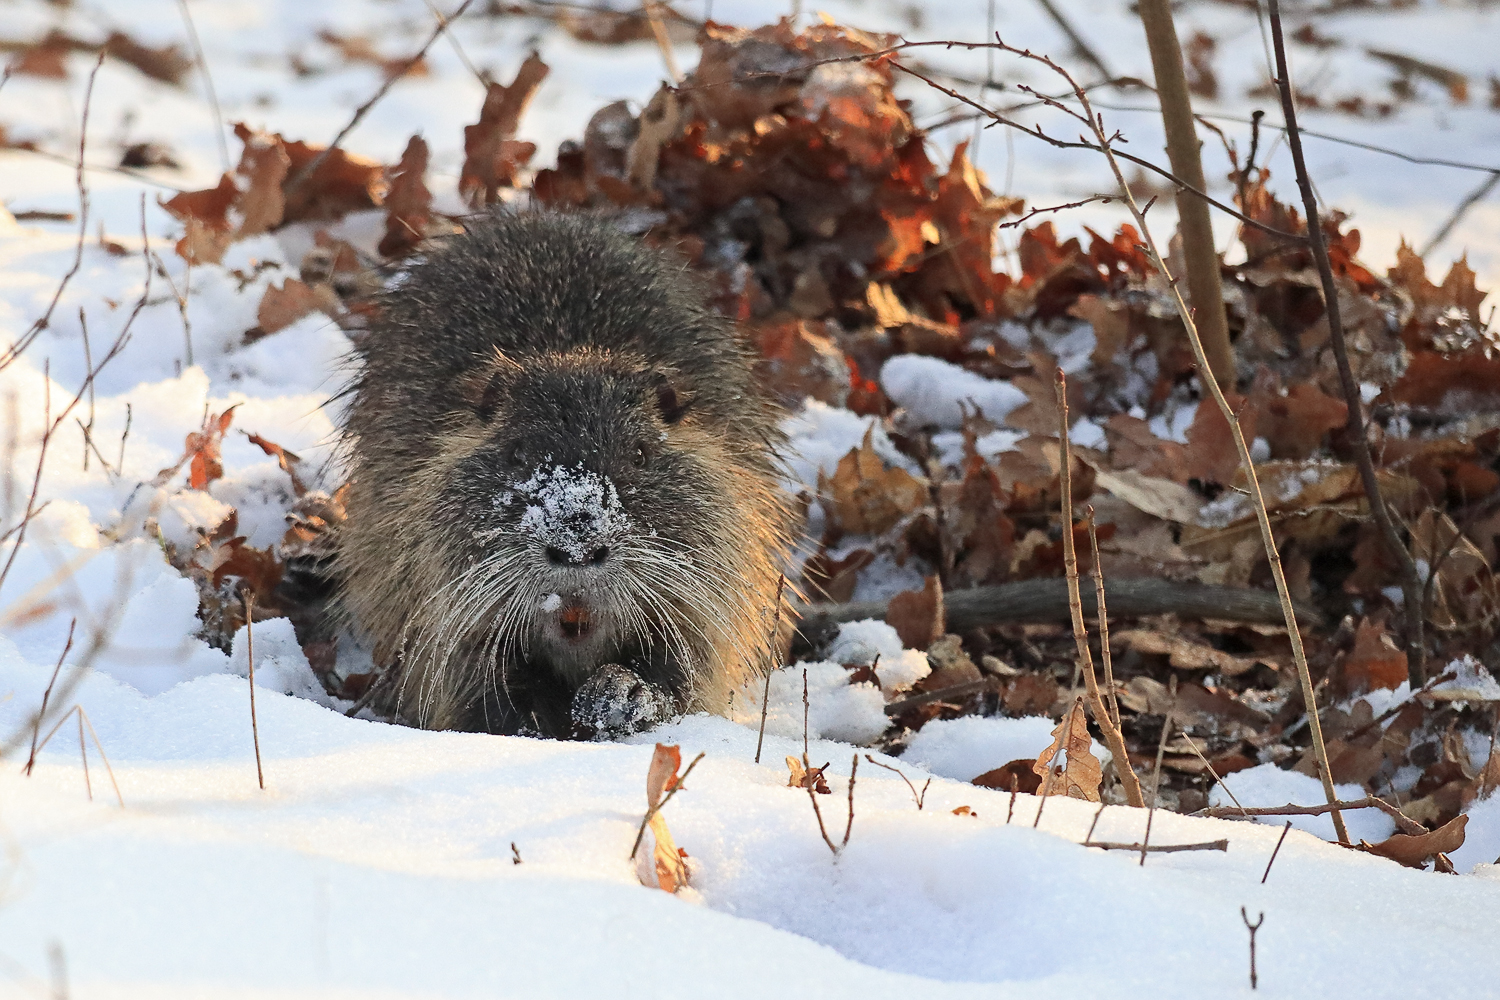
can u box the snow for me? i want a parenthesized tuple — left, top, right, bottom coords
(513, 463, 633, 561)
(880, 354, 1028, 429)
(2, 0, 1500, 994)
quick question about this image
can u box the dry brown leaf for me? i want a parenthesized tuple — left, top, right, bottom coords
(378, 134, 432, 259)
(460, 53, 549, 208)
(972, 759, 1041, 793)
(1031, 699, 1102, 802)
(820, 427, 927, 536)
(644, 811, 690, 892)
(234, 129, 290, 239)
(626, 85, 680, 190)
(1361, 814, 1467, 868)
(886, 575, 943, 651)
(785, 756, 833, 793)
(1341, 617, 1408, 693)
(161, 174, 237, 265)
(647, 742, 682, 809)
(256, 279, 330, 336)
(1113, 629, 1263, 676)
(246, 432, 307, 497)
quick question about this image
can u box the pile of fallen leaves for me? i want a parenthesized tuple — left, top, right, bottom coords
(120, 16, 1500, 849)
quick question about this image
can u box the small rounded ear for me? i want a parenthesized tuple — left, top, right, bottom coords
(459, 350, 522, 421)
(652, 372, 690, 425)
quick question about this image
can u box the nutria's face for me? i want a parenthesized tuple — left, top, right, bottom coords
(431, 349, 725, 689)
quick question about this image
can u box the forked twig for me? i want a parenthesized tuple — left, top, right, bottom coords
(1241, 907, 1264, 990)
(1056, 371, 1144, 807)
(863, 754, 930, 810)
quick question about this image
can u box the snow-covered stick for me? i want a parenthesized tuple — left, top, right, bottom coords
(246, 591, 264, 791)
(1261, 821, 1293, 884)
(1005, 43, 1349, 845)
(1265, 0, 1426, 688)
(1054, 370, 1144, 808)
(753, 573, 785, 765)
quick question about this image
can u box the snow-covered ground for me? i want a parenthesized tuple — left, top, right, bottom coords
(3, 0, 1500, 996)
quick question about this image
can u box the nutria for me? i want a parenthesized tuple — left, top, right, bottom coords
(338, 213, 794, 738)
(337, 213, 1302, 739)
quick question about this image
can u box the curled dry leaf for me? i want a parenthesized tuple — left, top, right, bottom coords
(246, 432, 307, 497)
(786, 756, 832, 794)
(972, 759, 1042, 793)
(1361, 814, 1467, 869)
(1032, 699, 1102, 802)
(1341, 618, 1408, 693)
(638, 743, 689, 893)
(1112, 629, 1264, 676)
(647, 742, 682, 809)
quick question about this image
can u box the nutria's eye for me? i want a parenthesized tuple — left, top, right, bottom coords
(632, 442, 648, 469)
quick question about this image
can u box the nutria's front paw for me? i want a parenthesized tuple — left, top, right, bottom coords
(570, 663, 674, 740)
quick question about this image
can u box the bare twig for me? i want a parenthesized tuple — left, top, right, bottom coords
(1142, 675, 1177, 866)
(842, 753, 857, 848)
(510, 842, 522, 864)
(1084, 507, 1119, 729)
(754, 573, 785, 765)
(1178, 731, 1248, 816)
(77, 707, 122, 807)
(644, 2, 682, 83)
(1034, 0, 1112, 82)
(25, 619, 74, 775)
(1420, 170, 1498, 259)
(116, 402, 132, 476)
(883, 677, 1002, 716)
(1241, 907, 1264, 990)
(1266, 0, 1425, 688)
(420, 0, 488, 85)
(628, 750, 705, 860)
(1085, 839, 1228, 853)
(863, 754, 930, 810)
(1198, 795, 1424, 836)
(246, 591, 264, 790)
(996, 195, 1111, 231)
(286, 0, 477, 197)
(1056, 370, 1145, 808)
(1261, 820, 1293, 883)
(1, 53, 104, 375)
(174, 0, 229, 173)
(990, 38, 1348, 844)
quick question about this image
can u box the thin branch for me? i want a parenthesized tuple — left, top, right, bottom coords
(1, 52, 104, 374)
(246, 591, 264, 790)
(77, 707, 122, 807)
(754, 573, 785, 765)
(628, 751, 706, 859)
(1261, 820, 1293, 883)
(883, 677, 1002, 716)
(1267, 0, 1425, 687)
(994, 36, 1349, 844)
(1198, 795, 1425, 836)
(420, 0, 489, 85)
(1085, 839, 1228, 853)
(1085, 507, 1119, 729)
(174, 0, 229, 173)
(1142, 675, 1177, 866)
(863, 754, 930, 810)
(286, 0, 476, 197)
(25, 620, 74, 775)
(1033, 0, 1112, 82)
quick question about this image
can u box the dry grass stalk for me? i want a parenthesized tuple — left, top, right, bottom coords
(25, 619, 74, 775)
(26, 704, 123, 807)
(753, 573, 785, 765)
(1084, 507, 1120, 729)
(1005, 45, 1349, 844)
(1266, 0, 1425, 687)
(1141, 675, 1177, 865)
(1055, 370, 1144, 808)
(173, 0, 229, 173)
(246, 591, 264, 790)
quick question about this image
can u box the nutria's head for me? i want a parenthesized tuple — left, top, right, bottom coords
(409, 344, 736, 698)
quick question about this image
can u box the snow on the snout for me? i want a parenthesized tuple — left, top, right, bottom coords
(513, 464, 633, 560)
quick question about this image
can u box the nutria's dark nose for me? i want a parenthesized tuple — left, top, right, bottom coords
(545, 545, 611, 566)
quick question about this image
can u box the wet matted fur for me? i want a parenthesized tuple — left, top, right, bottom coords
(338, 213, 793, 736)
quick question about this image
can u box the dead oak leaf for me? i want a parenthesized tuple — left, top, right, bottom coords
(245, 432, 307, 496)
(1112, 629, 1263, 676)
(256, 278, 338, 336)
(886, 575, 943, 651)
(378, 134, 432, 259)
(1032, 698, 1102, 802)
(1361, 814, 1467, 869)
(460, 53, 549, 208)
(820, 426, 928, 536)
(786, 756, 832, 794)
